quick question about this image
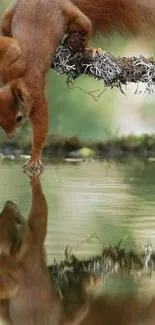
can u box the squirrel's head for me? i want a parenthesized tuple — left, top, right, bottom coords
(0, 80, 29, 138)
(0, 201, 28, 257)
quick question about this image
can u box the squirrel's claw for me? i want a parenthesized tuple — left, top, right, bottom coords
(23, 157, 44, 176)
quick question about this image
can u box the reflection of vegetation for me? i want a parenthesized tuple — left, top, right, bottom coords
(49, 240, 155, 299)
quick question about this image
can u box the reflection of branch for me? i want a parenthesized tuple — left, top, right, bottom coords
(49, 240, 155, 299)
(52, 32, 155, 94)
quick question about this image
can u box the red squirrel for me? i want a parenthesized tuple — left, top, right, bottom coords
(0, 175, 61, 325)
(0, 0, 155, 174)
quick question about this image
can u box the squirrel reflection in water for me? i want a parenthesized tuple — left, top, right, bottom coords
(0, 174, 155, 325)
(0, 175, 61, 325)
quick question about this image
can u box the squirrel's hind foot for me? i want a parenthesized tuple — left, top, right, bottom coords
(85, 47, 104, 58)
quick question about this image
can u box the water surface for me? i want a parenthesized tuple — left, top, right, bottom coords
(1, 158, 155, 297)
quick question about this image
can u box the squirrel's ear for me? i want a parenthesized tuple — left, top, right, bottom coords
(10, 80, 24, 103)
(16, 88, 24, 102)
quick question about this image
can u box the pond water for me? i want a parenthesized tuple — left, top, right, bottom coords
(1, 158, 155, 298)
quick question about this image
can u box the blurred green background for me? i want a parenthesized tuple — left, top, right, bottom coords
(1, 0, 155, 143)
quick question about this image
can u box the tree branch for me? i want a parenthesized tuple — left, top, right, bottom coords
(52, 32, 155, 94)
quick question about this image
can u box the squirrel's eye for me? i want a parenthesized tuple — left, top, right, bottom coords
(16, 113, 23, 123)
(15, 216, 22, 226)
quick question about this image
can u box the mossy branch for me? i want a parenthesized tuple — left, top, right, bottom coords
(52, 32, 155, 94)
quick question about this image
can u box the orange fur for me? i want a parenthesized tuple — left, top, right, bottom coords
(0, 0, 155, 173)
(73, 0, 155, 36)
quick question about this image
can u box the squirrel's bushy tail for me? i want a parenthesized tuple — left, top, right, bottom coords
(72, 0, 155, 37)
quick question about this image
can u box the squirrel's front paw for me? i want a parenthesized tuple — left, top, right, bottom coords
(23, 157, 44, 176)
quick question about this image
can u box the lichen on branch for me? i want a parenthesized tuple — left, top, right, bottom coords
(52, 32, 155, 94)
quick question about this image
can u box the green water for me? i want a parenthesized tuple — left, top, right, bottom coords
(1, 158, 155, 297)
